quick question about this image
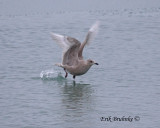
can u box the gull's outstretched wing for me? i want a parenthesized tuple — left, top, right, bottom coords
(78, 21, 99, 59)
(51, 33, 81, 66)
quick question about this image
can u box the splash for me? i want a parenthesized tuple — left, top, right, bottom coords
(40, 69, 65, 80)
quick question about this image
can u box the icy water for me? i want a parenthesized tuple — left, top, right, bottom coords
(0, 4, 160, 128)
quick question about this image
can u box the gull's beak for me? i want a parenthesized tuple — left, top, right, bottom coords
(94, 63, 99, 65)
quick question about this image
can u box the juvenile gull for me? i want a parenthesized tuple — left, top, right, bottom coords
(51, 21, 99, 79)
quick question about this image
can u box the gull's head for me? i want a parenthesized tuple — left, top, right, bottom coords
(87, 59, 99, 66)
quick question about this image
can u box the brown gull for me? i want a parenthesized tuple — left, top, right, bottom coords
(51, 21, 99, 79)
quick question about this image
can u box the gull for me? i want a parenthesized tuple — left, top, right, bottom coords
(51, 21, 99, 79)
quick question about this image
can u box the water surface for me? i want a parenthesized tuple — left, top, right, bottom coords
(0, 1, 160, 128)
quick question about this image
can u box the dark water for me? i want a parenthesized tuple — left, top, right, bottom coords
(0, 2, 160, 128)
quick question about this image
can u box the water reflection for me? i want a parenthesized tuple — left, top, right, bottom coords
(60, 80, 94, 123)
(40, 75, 94, 125)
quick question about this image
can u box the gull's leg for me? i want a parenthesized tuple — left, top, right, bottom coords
(65, 72, 68, 78)
(73, 75, 76, 79)
(64, 68, 68, 78)
(55, 64, 70, 78)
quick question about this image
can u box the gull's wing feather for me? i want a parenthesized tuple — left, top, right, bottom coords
(78, 21, 99, 59)
(51, 33, 81, 66)
(51, 33, 70, 53)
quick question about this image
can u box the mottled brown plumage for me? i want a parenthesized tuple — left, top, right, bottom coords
(51, 21, 99, 79)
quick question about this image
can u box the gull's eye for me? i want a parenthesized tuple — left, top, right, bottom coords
(90, 60, 93, 63)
